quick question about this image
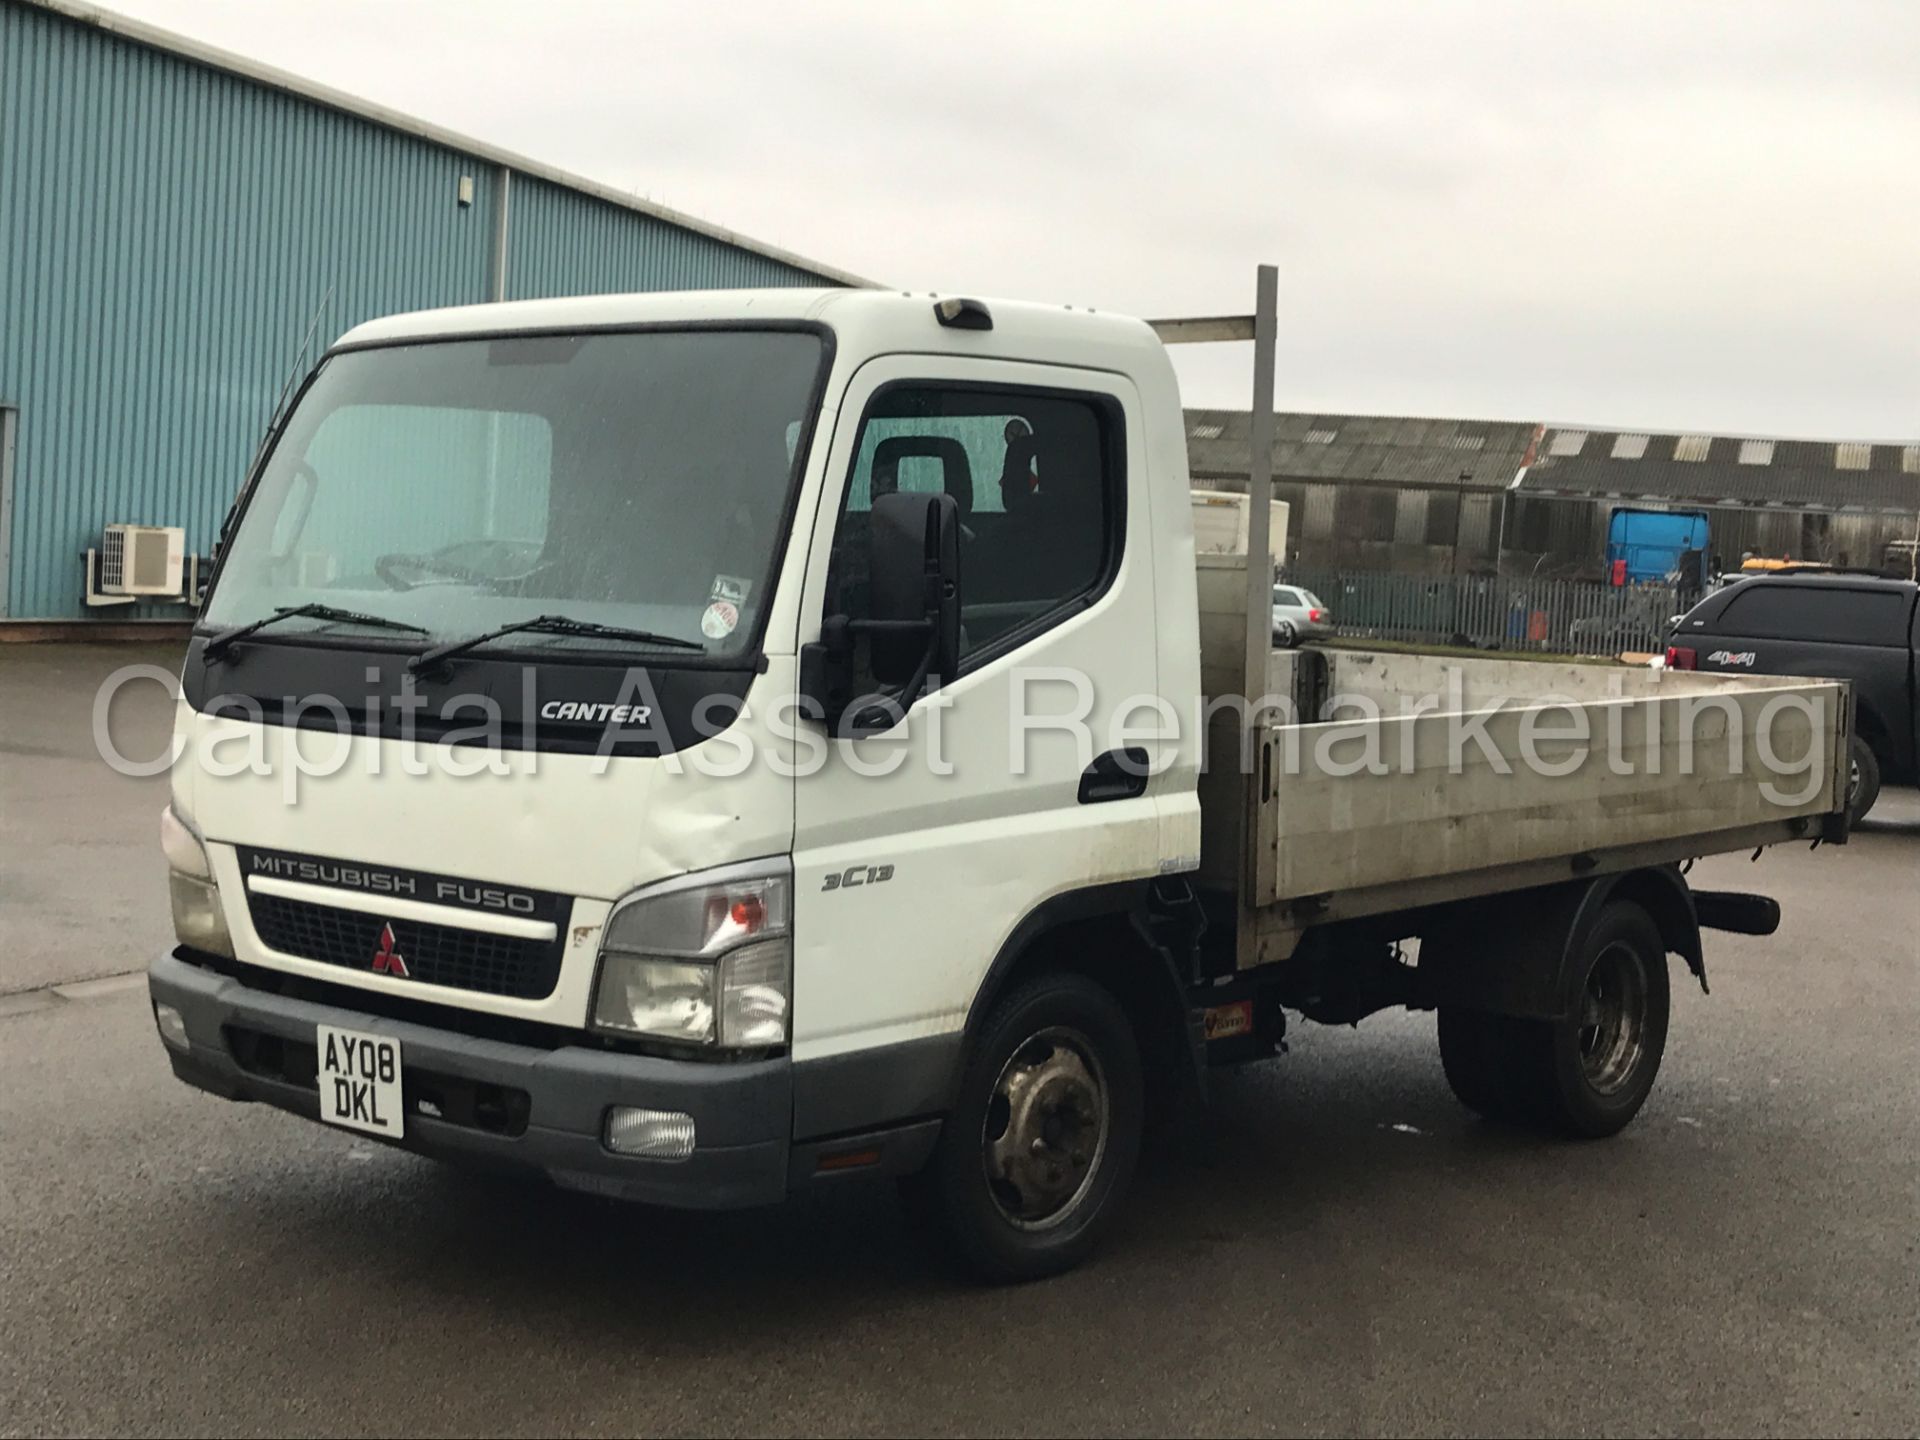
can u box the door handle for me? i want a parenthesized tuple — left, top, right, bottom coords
(1078, 747, 1150, 805)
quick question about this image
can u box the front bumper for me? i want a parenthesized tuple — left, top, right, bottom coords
(148, 947, 792, 1208)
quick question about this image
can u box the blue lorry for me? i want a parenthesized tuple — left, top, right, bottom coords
(1607, 508, 1710, 585)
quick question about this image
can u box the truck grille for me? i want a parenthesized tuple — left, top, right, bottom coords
(247, 894, 564, 1001)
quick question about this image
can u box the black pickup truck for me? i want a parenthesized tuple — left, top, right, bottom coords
(1668, 573, 1918, 822)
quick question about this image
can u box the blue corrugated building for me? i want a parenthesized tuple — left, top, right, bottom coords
(0, 0, 866, 622)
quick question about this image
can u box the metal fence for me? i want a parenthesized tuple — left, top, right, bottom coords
(1286, 570, 1685, 656)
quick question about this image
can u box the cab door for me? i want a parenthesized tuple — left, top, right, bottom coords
(788, 355, 1167, 1100)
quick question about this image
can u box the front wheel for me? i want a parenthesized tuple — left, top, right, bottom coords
(903, 972, 1142, 1283)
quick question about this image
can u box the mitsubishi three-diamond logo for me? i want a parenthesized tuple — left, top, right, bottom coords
(370, 922, 410, 978)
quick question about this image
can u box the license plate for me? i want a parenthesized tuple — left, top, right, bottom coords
(316, 1025, 404, 1139)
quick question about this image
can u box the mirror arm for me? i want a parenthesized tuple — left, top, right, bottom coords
(800, 615, 853, 730)
(802, 614, 934, 733)
(842, 540, 950, 732)
(845, 629, 940, 736)
(810, 490, 960, 736)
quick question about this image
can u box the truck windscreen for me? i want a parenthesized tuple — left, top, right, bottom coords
(200, 327, 826, 660)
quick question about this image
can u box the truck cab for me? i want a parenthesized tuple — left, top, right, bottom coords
(152, 289, 1201, 1274)
(1606, 507, 1710, 586)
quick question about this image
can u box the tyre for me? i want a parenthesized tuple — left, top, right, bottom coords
(1274, 620, 1297, 649)
(1437, 1007, 1529, 1123)
(1440, 900, 1671, 1138)
(1846, 733, 1882, 825)
(903, 972, 1143, 1283)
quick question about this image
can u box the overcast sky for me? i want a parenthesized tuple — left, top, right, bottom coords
(108, 0, 1920, 439)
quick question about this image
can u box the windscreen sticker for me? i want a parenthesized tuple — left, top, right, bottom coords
(701, 600, 740, 640)
(709, 574, 752, 606)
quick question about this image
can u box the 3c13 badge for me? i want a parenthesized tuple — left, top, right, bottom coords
(821, 864, 895, 892)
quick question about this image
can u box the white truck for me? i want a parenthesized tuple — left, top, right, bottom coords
(149, 276, 1852, 1281)
(1190, 488, 1288, 564)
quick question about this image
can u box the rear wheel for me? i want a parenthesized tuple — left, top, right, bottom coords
(1274, 620, 1298, 649)
(1439, 901, 1671, 1138)
(1846, 733, 1882, 825)
(903, 972, 1142, 1283)
(1545, 905, 1671, 1135)
(1437, 1008, 1528, 1123)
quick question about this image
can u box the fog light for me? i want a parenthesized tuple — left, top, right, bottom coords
(604, 1106, 696, 1161)
(155, 1003, 190, 1051)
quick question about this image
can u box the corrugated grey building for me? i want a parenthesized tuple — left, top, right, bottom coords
(1183, 408, 1543, 574)
(0, 0, 867, 622)
(1189, 409, 1920, 579)
(1511, 428, 1920, 577)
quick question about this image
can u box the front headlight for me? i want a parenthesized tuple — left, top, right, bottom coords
(161, 805, 233, 958)
(591, 861, 791, 1048)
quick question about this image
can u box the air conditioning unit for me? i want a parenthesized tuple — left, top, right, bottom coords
(99, 524, 186, 596)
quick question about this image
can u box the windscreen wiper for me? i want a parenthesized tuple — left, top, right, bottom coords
(408, 613, 704, 674)
(203, 603, 428, 659)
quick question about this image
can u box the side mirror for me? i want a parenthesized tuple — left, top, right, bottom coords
(868, 491, 960, 686)
(799, 492, 961, 733)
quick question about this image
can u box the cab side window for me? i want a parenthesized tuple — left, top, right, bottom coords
(824, 385, 1121, 667)
(1719, 585, 1908, 647)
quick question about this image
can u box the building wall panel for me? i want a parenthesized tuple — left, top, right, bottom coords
(507, 175, 819, 300)
(0, 2, 837, 619)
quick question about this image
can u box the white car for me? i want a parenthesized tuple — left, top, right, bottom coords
(1271, 584, 1332, 646)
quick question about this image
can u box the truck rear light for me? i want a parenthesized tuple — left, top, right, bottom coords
(1665, 645, 1697, 670)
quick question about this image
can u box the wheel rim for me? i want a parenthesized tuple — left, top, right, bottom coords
(981, 1026, 1109, 1231)
(1577, 941, 1651, 1095)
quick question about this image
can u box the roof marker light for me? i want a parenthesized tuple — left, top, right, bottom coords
(934, 297, 993, 331)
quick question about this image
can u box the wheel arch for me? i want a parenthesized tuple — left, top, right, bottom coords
(1850, 696, 1911, 785)
(1854, 697, 1890, 759)
(960, 881, 1205, 1120)
(789, 881, 1201, 1144)
(1420, 865, 1704, 1020)
(1601, 865, 1705, 992)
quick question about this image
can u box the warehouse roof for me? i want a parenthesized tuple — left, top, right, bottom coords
(1185, 407, 1920, 516)
(1518, 428, 1920, 514)
(1183, 408, 1541, 492)
(25, 0, 876, 289)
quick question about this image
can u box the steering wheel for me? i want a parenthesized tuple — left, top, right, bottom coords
(376, 538, 549, 593)
(374, 550, 483, 592)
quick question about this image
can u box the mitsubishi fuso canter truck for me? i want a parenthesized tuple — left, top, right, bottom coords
(149, 273, 1852, 1280)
